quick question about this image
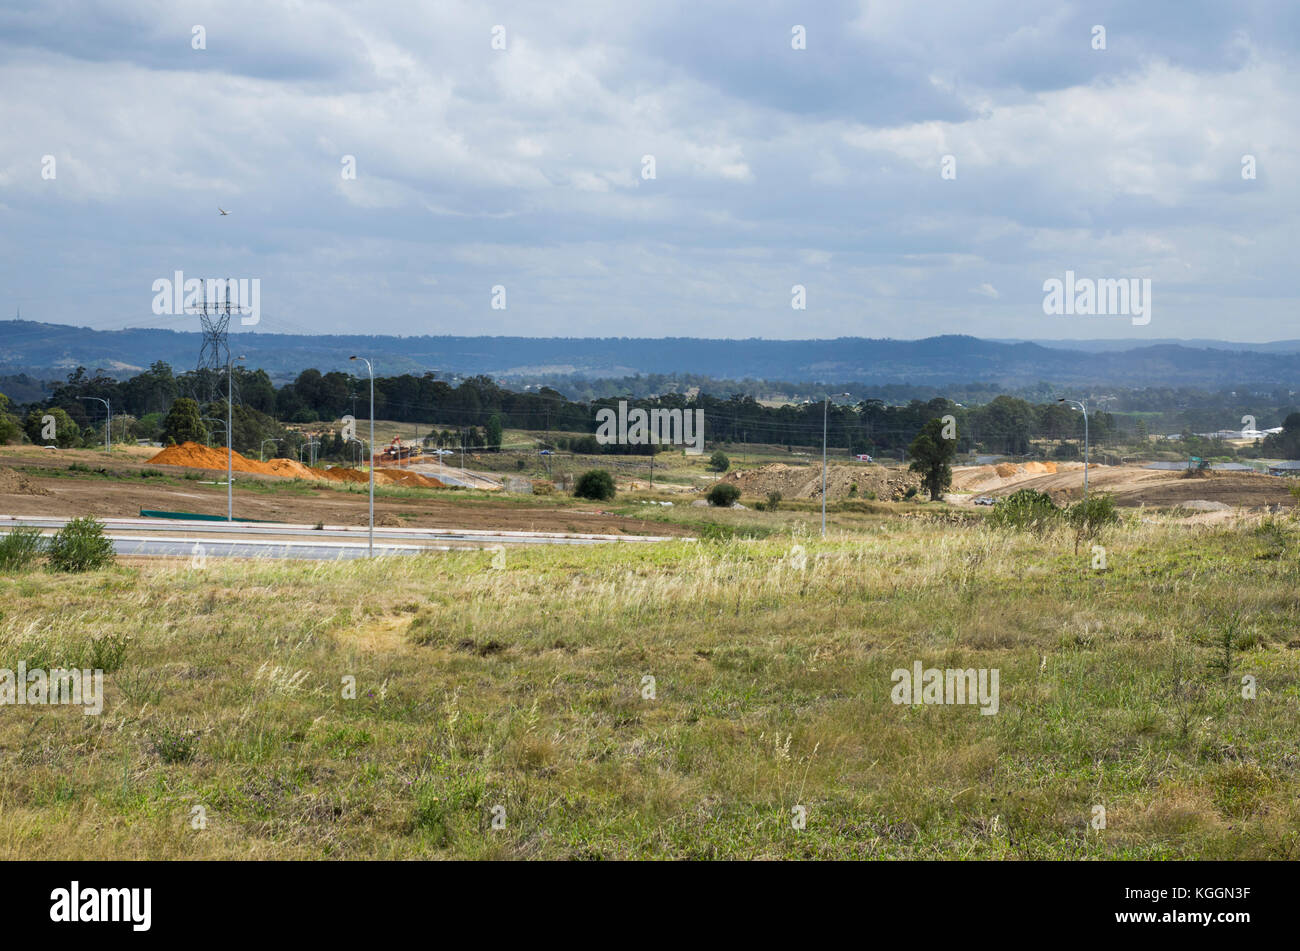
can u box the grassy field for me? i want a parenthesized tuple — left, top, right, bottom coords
(1, 506, 1297, 859)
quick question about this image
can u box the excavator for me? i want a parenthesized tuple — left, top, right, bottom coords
(379, 437, 422, 463)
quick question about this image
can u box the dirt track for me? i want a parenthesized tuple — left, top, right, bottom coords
(951, 463, 1294, 509)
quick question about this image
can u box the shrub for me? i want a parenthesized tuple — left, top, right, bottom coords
(707, 483, 741, 507)
(45, 516, 115, 572)
(708, 450, 730, 473)
(574, 469, 616, 501)
(988, 489, 1060, 534)
(1064, 493, 1120, 552)
(150, 724, 199, 764)
(0, 527, 44, 571)
(87, 632, 130, 673)
(765, 490, 782, 512)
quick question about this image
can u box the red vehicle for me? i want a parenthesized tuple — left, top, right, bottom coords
(380, 438, 422, 463)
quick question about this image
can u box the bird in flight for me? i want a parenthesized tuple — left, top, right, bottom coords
(218, 207, 229, 216)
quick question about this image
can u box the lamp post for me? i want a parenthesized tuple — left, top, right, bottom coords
(202, 417, 226, 448)
(1058, 398, 1089, 500)
(822, 393, 851, 537)
(79, 397, 111, 452)
(227, 353, 245, 522)
(260, 438, 281, 463)
(350, 356, 375, 557)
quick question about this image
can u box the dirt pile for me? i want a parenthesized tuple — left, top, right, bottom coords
(147, 442, 447, 489)
(952, 460, 1081, 492)
(721, 462, 921, 501)
(0, 467, 50, 496)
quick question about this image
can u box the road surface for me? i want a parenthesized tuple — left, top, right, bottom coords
(1, 515, 680, 561)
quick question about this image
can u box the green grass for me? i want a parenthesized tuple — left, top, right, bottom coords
(0, 511, 1297, 859)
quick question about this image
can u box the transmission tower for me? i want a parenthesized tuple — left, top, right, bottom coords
(186, 280, 240, 407)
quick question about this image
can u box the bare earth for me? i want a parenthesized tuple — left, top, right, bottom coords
(0, 447, 691, 536)
(950, 462, 1294, 508)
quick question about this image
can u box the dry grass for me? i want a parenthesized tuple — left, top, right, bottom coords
(0, 509, 1297, 859)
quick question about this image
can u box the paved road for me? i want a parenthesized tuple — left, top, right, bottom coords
(1, 514, 680, 561)
(108, 535, 431, 560)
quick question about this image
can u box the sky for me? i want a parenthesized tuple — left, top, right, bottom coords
(1, 0, 1297, 342)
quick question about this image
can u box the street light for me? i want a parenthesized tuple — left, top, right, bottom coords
(1058, 398, 1089, 500)
(822, 392, 852, 536)
(78, 396, 111, 452)
(201, 417, 226, 448)
(350, 355, 375, 558)
(260, 438, 281, 463)
(227, 353, 245, 522)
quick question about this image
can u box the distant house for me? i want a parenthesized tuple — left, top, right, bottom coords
(1267, 460, 1300, 476)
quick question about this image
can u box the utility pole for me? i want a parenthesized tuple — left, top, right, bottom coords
(227, 353, 244, 521)
(351, 356, 375, 557)
(821, 394, 850, 537)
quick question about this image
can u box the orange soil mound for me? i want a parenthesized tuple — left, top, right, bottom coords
(147, 442, 446, 488)
(994, 463, 1019, 477)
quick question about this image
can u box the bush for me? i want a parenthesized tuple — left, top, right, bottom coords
(573, 469, 616, 501)
(765, 490, 782, 511)
(987, 489, 1060, 534)
(1065, 493, 1119, 552)
(0, 527, 44, 571)
(708, 450, 730, 473)
(707, 483, 741, 507)
(45, 516, 115, 572)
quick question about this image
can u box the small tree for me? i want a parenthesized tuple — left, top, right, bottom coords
(574, 469, 616, 501)
(161, 397, 206, 445)
(907, 417, 957, 501)
(24, 406, 80, 448)
(707, 483, 741, 507)
(46, 517, 115, 572)
(1065, 493, 1119, 554)
(708, 450, 730, 473)
(486, 415, 504, 451)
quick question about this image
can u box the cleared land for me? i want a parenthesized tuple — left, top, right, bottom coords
(950, 463, 1294, 509)
(0, 447, 688, 537)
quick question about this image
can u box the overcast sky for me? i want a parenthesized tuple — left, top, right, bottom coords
(1, 1, 1296, 341)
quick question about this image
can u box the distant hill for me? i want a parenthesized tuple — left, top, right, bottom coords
(2, 320, 1299, 389)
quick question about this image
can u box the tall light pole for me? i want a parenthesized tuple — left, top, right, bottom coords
(202, 417, 226, 448)
(1059, 398, 1089, 500)
(227, 353, 245, 521)
(822, 393, 851, 536)
(351, 356, 375, 557)
(79, 397, 111, 452)
(260, 438, 281, 462)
